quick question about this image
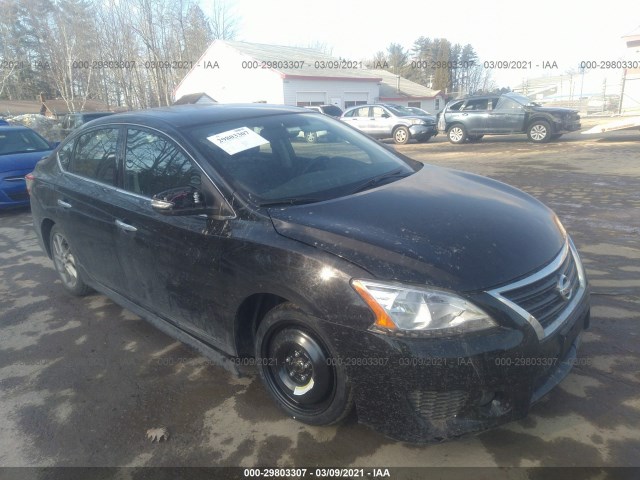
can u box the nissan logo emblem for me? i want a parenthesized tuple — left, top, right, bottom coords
(556, 274, 573, 301)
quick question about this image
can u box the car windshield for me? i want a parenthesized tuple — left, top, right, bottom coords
(185, 112, 417, 205)
(385, 105, 414, 117)
(0, 129, 51, 155)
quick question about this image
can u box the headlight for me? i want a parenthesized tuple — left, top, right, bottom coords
(408, 118, 427, 126)
(352, 279, 496, 334)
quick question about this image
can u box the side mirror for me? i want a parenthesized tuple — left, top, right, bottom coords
(151, 186, 209, 216)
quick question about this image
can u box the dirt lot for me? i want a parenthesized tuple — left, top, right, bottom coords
(1, 129, 639, 470)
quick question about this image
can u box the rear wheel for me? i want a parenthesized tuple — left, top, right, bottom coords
(49, 225, 90, 296)
(393, 126, 410, 144)
(255, 303, 353, 425)
(527, 120, 552, 143)
(448, 124, 467, 144)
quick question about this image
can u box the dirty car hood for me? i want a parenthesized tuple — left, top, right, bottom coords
(269, 165, 565, 292)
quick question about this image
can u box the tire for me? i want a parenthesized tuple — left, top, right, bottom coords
(448, 124, 467, 144)
(467, 135, 484, 142)
(527, 120, 552, 143)
(49, 225, 91, 296)
(255, 303, 353, 425)
(305, 131, 318, 143)
(393, 126, 410, 144)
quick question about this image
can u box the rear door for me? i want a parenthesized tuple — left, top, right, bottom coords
(341, 106, 372, 134)
(458, 98, 492, 134)
(54, 127, 126, 292)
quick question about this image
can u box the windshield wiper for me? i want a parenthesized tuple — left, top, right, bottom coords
(350, 168, 410, 194)
(260, 197, 322, 207)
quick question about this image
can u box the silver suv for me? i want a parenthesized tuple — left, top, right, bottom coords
(340, 104, 437, 144)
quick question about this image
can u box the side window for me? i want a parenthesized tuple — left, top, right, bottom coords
(462, 99, 489, 111)
(353, 107, 370, 117)
(57, 140, 74, 170)
(123, 128, 201, 197)
(69, 128, 118, 185)
(448, 101, 464, 111)
(495, 97, 523, 111)
(371, 107, 386, 117)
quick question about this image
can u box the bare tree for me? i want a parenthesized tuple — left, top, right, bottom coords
(209, 0, 238, 40)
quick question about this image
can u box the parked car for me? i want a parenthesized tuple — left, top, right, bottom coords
(1, 125, 55, 209)
(341, 104, 437, 144)
(437, 92, 581, 144)
(61, 111, 114, 137)
(29, 104, 590, 442)
(304, 105, 343, 118)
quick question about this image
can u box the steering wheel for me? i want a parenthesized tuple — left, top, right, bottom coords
(299, 156, 330, 175)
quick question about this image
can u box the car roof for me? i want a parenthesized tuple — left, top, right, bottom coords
(0, 125, 34, 133)
(87, 104, 311, 130)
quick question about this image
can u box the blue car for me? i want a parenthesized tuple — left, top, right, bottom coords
(0, 125, 54, 209)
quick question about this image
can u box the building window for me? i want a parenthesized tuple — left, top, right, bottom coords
(435, 99, 440, 110)
(344, 100, 367, 108)
(408, 102, 421, 108)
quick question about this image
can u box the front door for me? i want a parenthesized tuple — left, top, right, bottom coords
(111, 127, 228, 346)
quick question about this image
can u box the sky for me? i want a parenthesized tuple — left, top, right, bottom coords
(203, 0, 640, 89)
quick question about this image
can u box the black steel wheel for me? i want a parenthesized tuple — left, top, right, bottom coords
(255, 303, 353, 425)
(49, 225, 90, 296)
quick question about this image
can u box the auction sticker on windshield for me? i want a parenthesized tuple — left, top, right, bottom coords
(207, 126, 269, 155)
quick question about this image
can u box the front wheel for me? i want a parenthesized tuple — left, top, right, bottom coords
(255, 303, 353, 425)
(448, 124, 467, 144)
(393, 126, 410, 144)
(527, 120, 552, 143)
(49, 225, 91, 296)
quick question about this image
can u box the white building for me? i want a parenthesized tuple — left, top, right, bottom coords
(174, 40, 381, 109)
(174, 40, 445, 112)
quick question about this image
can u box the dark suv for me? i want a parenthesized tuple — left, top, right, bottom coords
(437, 92, 581, 144)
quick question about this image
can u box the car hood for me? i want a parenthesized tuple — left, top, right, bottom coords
(0, 150, 52, 174)
(410, 115, 437, 124)
(268, 165, 565, 292)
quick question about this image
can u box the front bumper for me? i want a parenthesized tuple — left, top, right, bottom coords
(0, 171, 30, 209)
(409, 124, 437, 139)
(325, 282, 590, 443)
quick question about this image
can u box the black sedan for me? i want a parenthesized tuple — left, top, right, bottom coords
(28, 104, 590, 442)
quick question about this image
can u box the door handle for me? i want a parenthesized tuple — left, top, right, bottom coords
(115, 219, 137, 232)
(57, 199, 72, 209)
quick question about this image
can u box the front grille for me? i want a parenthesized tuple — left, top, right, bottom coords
(408, 390, 469, 421)
(501, 250, 579, 329)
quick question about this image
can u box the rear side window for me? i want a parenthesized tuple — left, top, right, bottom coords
(123, 128, 201, 197)
(68, 128, 119, 185)
(57, 141, 73, 169)
(447, 101, 464, 111)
